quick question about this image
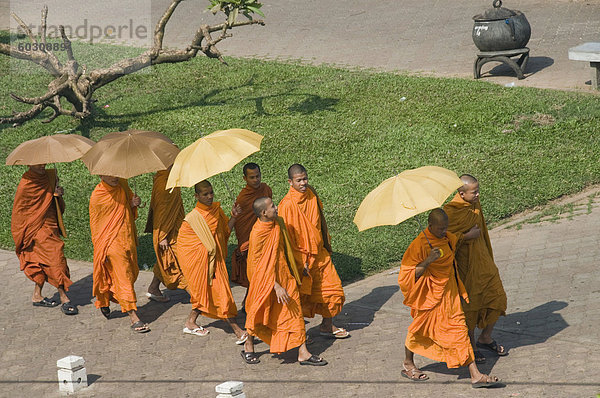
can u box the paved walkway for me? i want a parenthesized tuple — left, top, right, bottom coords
(0, 189, 599, 397)
(3, 0, 600, 91)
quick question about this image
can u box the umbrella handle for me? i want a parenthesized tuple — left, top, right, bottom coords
(414, 216, 433, 249)
(219, 174, 235, 202)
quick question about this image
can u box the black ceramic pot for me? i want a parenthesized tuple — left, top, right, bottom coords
(472, 0, 531, 52)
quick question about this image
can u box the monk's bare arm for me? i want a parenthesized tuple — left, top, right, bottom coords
(414, 248, 441, 281)
(462, 225, 480, 241)
(228, 203, 242, 231)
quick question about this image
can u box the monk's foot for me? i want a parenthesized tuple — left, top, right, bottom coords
(235, 332, 249, 345)
(471, 374, 502, 388)
(319, 326, 350, 339)
(32, 297, 59, 307)
(401, 364, 429, 381)
(146, 291, 170, 303)
(131, 321, 150, 333)
(476, 339, 507, 356)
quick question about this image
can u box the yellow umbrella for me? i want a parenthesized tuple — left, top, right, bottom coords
(166, 128, 263, 190)
(81, 130, 179, 179)
(353, 166, 463, 232)
(5, 134, 95, 165)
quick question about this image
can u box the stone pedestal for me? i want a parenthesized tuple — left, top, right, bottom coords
(57, 355, 88, 394)
(216, 381, 244, 397)
(568, 42, 600, 89)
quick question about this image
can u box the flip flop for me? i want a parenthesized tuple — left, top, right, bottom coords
(183, 326, 209, 336)
(146, 292, 170, 303)
(472, 375, 503, 389)
(241, 350, 260, 364)
(474, 350, 486, 364)
(476, 340, 508, 356)
(100, 307, 111, 319)
(319, 328, 350, 339)
(61, 302, 78, 315)
(131, 321, 150, 333)
(32, 297, 58, 307)
(235, 332, 249, 345)
(299, 355, 328, 366)
(401, 365, 429, 381)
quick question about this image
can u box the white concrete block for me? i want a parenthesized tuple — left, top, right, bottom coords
(56, 355, 85, 370)
(58, 367, 88, 393)
(216, 393, 245, 398)
(215, 381, 244, 394)
(568, 42, 600, 62)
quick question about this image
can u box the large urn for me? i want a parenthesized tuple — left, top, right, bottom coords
(472, 0, 531, 51)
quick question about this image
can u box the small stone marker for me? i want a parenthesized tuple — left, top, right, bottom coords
(57, 355, 88, 394)
(215, 381, 244, 397)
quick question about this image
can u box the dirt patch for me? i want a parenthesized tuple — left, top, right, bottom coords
(513, 112, 556, 131)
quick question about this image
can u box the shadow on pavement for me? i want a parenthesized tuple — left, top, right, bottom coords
(421, 300, 569, 379)
(136, 288, 191, 324)
(306, 285, 399, 357)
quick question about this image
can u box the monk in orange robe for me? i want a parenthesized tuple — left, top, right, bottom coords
(89, 175, 149, 333)
(278, 164, 349, 339)
(242, 196, 327, 366)
(11, 164, 77, 315)
(399, 209, 501, 388)
(177, 180, 247, 342)
(231, 163, 272, 295)
(443, 174, 508, 362)
(144, 168, 187, 302)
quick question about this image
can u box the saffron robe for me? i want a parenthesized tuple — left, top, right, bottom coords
(444, 193, 507, 329)
(145, 170, 187, 290)
(398, 230, 474, 368)
(278, 187, 345, 318)
(89, 179, 139, 312)
(245, 218, 305, 353)
(11, 168, 72, 289)
(177, 202, 238, 319)
(231, 182, 273, 288)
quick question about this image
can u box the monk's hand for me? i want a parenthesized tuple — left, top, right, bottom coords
(54, 185, 64, 197)
(159, 239, 169, 251)
(131, 195, 142, 208)
(426, 247, 442, 263)
(231, 203, 242, 218)
(464, 224, 481, 241)
(274, 282, 290, 305)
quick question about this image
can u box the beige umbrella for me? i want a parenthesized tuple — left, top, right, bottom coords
(165, 128, 263, 192)
(5, 134, 95, 165)
(353, 166, 464, 232)
(81, 130, 179, 179)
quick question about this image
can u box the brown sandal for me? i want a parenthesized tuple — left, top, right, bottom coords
(401, 365, 429, 381)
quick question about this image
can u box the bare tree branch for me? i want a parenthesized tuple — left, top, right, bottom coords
(40, 6, 48, 47)
(11, 13, 38, 44)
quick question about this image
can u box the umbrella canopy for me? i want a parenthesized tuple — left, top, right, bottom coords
(81, 130, 179, 179)
(166, 128, 263, 189)
(5, 134, 95, 165)
(353, 166, 463, 232)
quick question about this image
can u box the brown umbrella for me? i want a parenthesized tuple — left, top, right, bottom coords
(80, 130, 180, 179)
(5, 134, 95, 165)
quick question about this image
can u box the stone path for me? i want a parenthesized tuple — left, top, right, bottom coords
(0, 189, 599, 397)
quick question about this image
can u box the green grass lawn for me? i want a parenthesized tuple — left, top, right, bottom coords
(2, 33, 600, 282)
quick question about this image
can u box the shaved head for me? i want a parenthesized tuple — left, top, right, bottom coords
(427, 208, 448, 239)
(243, 162, 260, 176)
(458, 174, 478, 192)
(253, 196, 271, 217)
(194, 180, 212, 194)
(428, 208, 448, 226)
(288, 163, 307, 179)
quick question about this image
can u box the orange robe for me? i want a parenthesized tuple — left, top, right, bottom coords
(444, 194, 507, 330)
(11, 169, 72, 289)
(89, 180, 139, 312)
(177, 202, 238, 319)
(231, 182, 273, 287)
(145, 170, 187, 290)
(245, 218, 306, 353)
(278, 187, 345, 318)
(398, 230, 474, 369)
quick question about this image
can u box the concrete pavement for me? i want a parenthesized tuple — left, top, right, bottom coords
(0, 189, 599, 397)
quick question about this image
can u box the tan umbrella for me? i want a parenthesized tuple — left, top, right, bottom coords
(5, 134, 95, 165)
(81, 130, 180, 179)
(353, 166, 463, 232)
(165, 128, 263, 190)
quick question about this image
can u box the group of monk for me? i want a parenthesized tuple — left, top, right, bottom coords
(11, 159, 508, 383)
(399, 174, 507, 388)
